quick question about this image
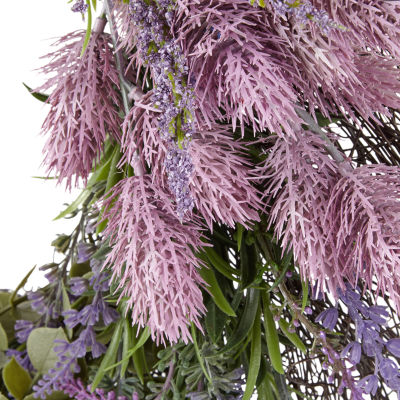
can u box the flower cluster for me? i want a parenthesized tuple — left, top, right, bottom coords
(317, 286, 400, 398)
(266, 0, 336, 34)
(33, 257, 119, 398)
(71, 0, 88, 14)
(128, 0, 196, 218)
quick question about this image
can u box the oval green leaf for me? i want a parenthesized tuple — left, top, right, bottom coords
(2, 357, 31, 400)
(27, 327, 68, 374)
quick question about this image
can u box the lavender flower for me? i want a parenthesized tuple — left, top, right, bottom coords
(14, 320, 35, 344)
(315, 308, 338, 330)
(60, 378, 132, 399)
(128, 0, 196, 217)
(33, 258, 119, 398)
(77, 241, 95, 263)
(266, 0, 337, 34)
(71, 0, 88, 14)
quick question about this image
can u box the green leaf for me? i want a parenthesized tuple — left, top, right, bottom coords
(27, 327, 68, 374)
(301, 280, 309, 314)
(121, 319, 132, 379)
(199, 266, 236, 317)
(236, 223, 244, 251)
(0, 323, 8, 351)
(222, 288, 260, 353)
(54, 190, 91, 220)
(268, 251, 291, 293)
(240, 239, 258, 288)
(81, 1, 92, 57)
(278, 319, 307, 354)
(69, 261, 91, 277)
(106, 326, 151, 371)
(0, 394, 7, 400)
(91, 320, 124, 390)
(204, 296, 226, 343)
(203, 248, 239, 281)
(262, 292, 284, 374)
(22, 83, 49, 103)
(243, 305, 262, 400)
(2, 358, 32, 400)
(91, 0, 97, 10)
(10, 266, 36, 306)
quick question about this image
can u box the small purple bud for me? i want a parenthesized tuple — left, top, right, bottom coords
(293, 319, 300, 327)
(386, 338, 400, 358)
(304, 306, 313, 315)
(285, 271, 293, 278)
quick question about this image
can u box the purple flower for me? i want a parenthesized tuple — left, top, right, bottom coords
(356, 374, 379, 395)
(71, 0, 88, 13)
(315, 308, 338, 330)
(379, 358, 399, 381)
(340, 341, 361, 365)
(386, 339, 400, 358)
(77, 242, 94, 263)
(14, 320, 35, 344)
(69, 277, 88, 296)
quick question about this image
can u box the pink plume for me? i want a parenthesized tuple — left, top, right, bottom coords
(37, 30, 122, 189)
(100, 175, 206, 344)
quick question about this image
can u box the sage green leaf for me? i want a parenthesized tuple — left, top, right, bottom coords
(0, 351, 8, 369)
(27, 327, 68, 374)
(0, 394, 7, 400)
(278, 319, 307, 354)
(262, 292, 284, 374)
(243, 305, 262, 400)
(22, 83, 49, 103)
(91, 320, 124, 390)
(205, 296, 226, 343)
(2, 357, 32, 400)
(0, 323, 8, 351)
(61, 284, 72, 339)
(199, 266, 236, 317)
(69, 261, 91, 277)
(222, 288, 260, 353)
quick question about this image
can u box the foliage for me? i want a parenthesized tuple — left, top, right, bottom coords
(3, 0, 400, 399)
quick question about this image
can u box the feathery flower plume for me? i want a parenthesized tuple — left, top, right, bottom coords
(189, 128, 261, 229)
(176, 0, 303, 136)
(325, 165, 400, 309)
(257, 129, 339, 293)
(100, 175, 206, 344)
(36, 24, 122, 189)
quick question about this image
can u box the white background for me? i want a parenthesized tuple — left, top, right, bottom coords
(0, 2, 92, 290)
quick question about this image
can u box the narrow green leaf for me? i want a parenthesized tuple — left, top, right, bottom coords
(121, 319, 132, 379)
(236, 223, 244, 251)
(241, 240, 258, 288)
(91, 0, 97, 10)
(243, 305, 262, 400)
(80, 1, 92, 57)
(222, 288, 260, 353)
(278, 319, 307, 354)
(2, 358, 32, 400)
(53, 190, 91, 220)
(191, 323, 212, 384)
(199, 266, 236, 317)
(204, 248, 239, 280)
(105, 326, 150, 371)
(273, 370, 291, 400)
(268, 252, 291, 293)
(22, 83, 49, 103)
(27, 327, 68, 374)
(10, 266, 36, 306)
(131, 341, 146, 385)
(0, 323, 8, 351)
(301, 280, 309, 314)
(262, 292, 284, 374)
(91, 319, 124, 390)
